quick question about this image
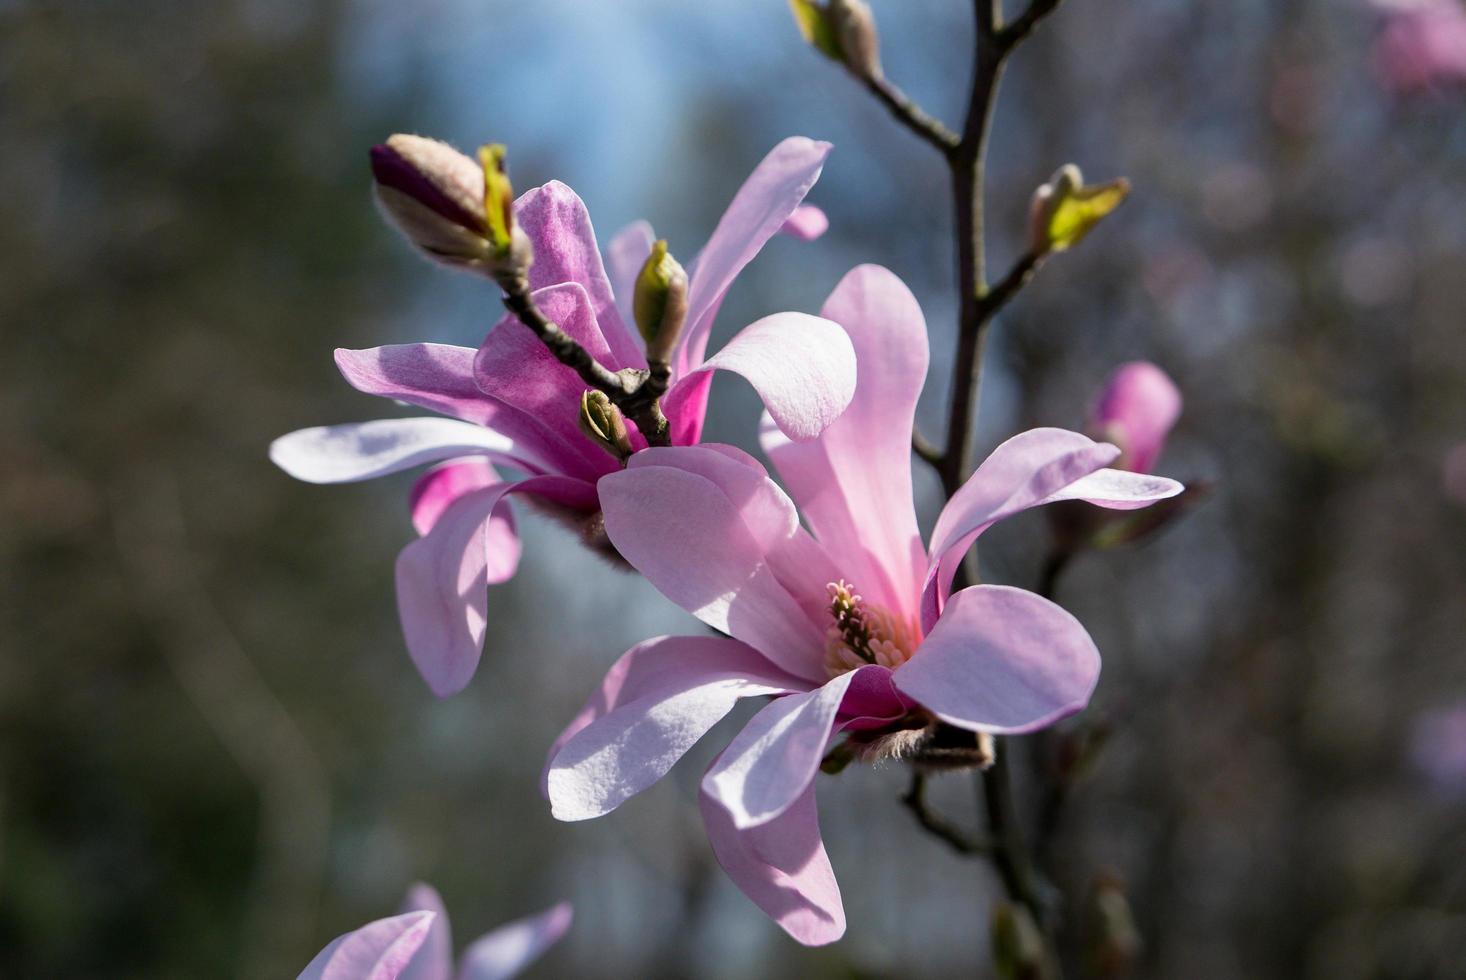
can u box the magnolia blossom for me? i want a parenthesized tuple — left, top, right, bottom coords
(1089, 361, 1181, 474)
(272, 138, 856, 697)
(299, 884, 571, 980)
(544, 265, 1182, 944)
(1370, 0, 1466, 93)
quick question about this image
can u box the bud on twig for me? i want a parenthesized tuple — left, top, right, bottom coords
(578, 390, 633, 461)
(632, 239, 689, 365)
(369, 134, 531, 279)
(1087, 873, 1142, 979)
(1027, 164, 1131, 257)
(991, 902, 1055, 980)
(788, 0, 882, 81)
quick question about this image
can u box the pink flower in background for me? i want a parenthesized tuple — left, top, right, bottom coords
(543, 265, 1182, 945)
(299, 884, 571, 980)
(1370, 0, 1466, 94)
(1088, 361, 1182, 474)
(1409, 703, 1466, 795)
(271, 137, 855, 697)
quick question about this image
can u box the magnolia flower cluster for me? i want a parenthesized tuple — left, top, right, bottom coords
(276, 133, 1186, 957)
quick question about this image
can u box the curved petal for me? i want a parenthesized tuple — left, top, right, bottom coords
(700, 781, 844, 947)
(515, 180, 643, 369)
(675, 137, 832, 377)
(923, 428, 1183, 630)
(298, 911, 436, 980)
(457, 903, 573, 980)
(703, 667, 878, 829)
(896, 585, 1101, 734)
(395, 476, 589, 697)
(410, 460, 505, 536)
(270, 418, 524, 485)
(762, 265, 928, 622)
(333, 345, 569, 472)
(474, 282, 634, 481)
(597, 450, 830, 682)
(663, 312, 855, 447)
(604, 219, 656, 329)
(779, 205, 828, 241)
(546, 635, 806, 821)
(397, 885, 454, 980)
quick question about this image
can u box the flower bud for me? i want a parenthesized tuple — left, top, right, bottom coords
(1089, 361, 1182, 474)
(991, 903, 1055, 980)
(1086, 874, 1142, 979)
(1027, 164, 1131, 257)
(788, 0, 882, 80)
(578, 390, 633, 461)
(632, 240, 689, 365)
(369, 135, 531, 279)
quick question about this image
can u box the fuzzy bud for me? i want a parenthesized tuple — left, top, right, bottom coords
(991, 903, 1055, 980)
(632, 239, 689, 365)
(1027, 164, 1131, 257)
(578, 390, 633, 461)
(1087, 874, 1142, 979)
(369, 134, 531, 279)
(789, 0, 882, 80)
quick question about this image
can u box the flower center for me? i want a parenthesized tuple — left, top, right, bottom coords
(824, 579, 920, 677)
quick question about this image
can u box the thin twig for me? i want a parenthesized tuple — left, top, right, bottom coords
(979, 740, 1046, 918)
(999, 0, 1068, 52)
(902, 772, 992, 856)
(977, 251, 1044, 322)
(860, 74, 960, 153)
(913, 427, 943, 467)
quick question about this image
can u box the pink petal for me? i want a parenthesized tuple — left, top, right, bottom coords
(896, 585, 1101, 734)
(298, 911, 436, 980)
(663, 311, 855, 446)
(702, 668, 877, 829)
(397, 885, 454, 980)
(674, 137, 833, 377)
(700, 781, 845, 946)
(270, 418, 526, 485)
(597, 449, 831, 682)
(761, 265, 928, 622)
(604, 219, 656, 329)
(395, 476, 587, 697)
(514, 180, 642, 369)
(458, 903, 573, 980)
(474, 282, 637, 481)
(409, 460, 505, 536)
(334, 345, 572, 472)
(1090, 361, 1182, 473)
(546, 635, 806, 821)
(660, 370, 714, 447)
(778, 204, 829, 241)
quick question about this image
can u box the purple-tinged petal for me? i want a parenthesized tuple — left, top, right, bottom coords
(597, 451, 830, 682)
(457, 903, 573, 980)
(410, 460, 504, 536)
(1042, 468, 1184, 510)
(546, 635, 807, 821)
(663, 312, 855, 446)
(896, 585, 1101, 735)
(270, 418, 526, 485)
(604, 219, 656, 328)
(396, 477, 589, 697)
(1090, 361, 1182, 473)
(675, 138, 833, 377)
(514, 181, 643, 369)
(923, 429, 1140, 631)
(779, 205, 829, 241)
(474, 282, 635, 481)
(703, 667, 878, 829)
(700, 781, 844, 947)
(762, 265, 928, 622)
(660, 371, 714, 448)
(397, 884, 454, 980)
(298, 911, 436, 980)
(334, 345, 572, 472)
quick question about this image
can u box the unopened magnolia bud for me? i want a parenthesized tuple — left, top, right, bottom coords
(578, 390, 633, 461)
(991, 903, 1055, 980)
(1089, 361, 1182, 474)
(1087, 874, 1142, 979)
(789, 0, 882, 80)
(632, 240, 689, 364)
(1027, 164, 1131, 257)
(369, 134, 531, 279)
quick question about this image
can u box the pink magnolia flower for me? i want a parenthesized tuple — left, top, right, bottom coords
(299, 883, 571, 980)
(1088, 361, 1181, 474)
(271, 138, 856, 697)
(1370, 0, 1466, 94)
(544, 265, 1183, 945)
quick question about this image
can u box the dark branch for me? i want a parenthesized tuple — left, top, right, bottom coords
(999, 0, 1067, 52)
(902, 772, 991, 856)
(977, 251, 1044, 322)
(859, 74, 960, 153)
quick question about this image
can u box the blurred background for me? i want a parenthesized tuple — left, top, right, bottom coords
(4, 0, 1465, 976)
